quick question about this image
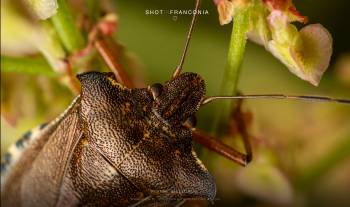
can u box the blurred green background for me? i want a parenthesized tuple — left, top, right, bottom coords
(1, 0, 350, 206)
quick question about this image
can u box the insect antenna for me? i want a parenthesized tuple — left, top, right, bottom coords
(172, 0, 201, 78)
(201, 94, 350, 106)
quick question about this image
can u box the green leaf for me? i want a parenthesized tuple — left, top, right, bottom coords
(1, 56, 57, 77)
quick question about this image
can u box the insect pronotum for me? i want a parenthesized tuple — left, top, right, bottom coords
(1, 0, 349, 206)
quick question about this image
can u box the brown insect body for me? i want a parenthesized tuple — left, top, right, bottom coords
(4, 1, 348, 206)
(1, 72, 215, 206)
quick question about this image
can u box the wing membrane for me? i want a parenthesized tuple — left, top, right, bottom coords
(1, 96, 82, 207)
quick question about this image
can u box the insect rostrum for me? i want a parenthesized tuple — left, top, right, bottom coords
(1, 72, 216, 207)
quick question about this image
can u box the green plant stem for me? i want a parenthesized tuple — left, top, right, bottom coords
(86, 0, 100, 23)
(51, 0, 84, 53)
(38, 21, 67, 71)
(1, 56, 56, 77)
(296, 136, 350, 191)
(213, 8, 250, 135)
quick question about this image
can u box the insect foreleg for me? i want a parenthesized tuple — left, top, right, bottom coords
(95, 37, 134, 88)
(193, 129, 252, 166)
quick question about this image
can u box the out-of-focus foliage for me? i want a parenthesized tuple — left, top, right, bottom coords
(1, 0, 350, 207)
(335, 53, 350, 87)
(1, 0, 39, 55)
(25, 0, 58, 20)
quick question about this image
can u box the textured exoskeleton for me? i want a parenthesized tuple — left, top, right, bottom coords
(1, 72, 216, 207)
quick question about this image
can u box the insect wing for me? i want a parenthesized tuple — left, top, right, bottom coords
(1, 97, 82, 207)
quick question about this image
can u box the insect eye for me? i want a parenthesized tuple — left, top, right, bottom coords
(183, 115, 197, 129)
(150, 83, 163, 100)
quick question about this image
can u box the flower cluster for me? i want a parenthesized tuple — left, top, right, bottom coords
(214, 0, 333, 86)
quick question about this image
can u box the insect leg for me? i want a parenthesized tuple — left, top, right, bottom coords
(62, 59, 81, 94)
(230, 98, 253, 164)
(127, 195, 152, 207)
(193, 129, 252, 166)
(95, 37, 134, 88)
(194, 97, 253, 166)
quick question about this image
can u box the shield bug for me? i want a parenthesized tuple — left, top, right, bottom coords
(1, 0, 349, 207)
